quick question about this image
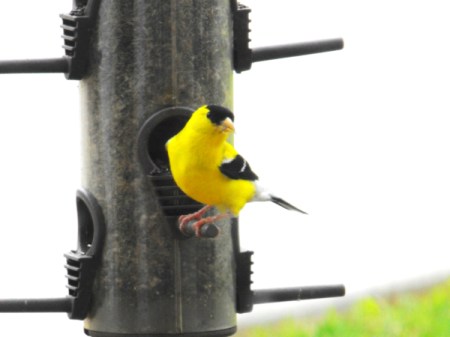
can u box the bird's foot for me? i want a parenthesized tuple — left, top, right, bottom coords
(178, 205, 212, 235)
(191, 213, 230, 238)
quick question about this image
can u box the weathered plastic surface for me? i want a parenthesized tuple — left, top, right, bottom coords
(79, 1, 236, 336)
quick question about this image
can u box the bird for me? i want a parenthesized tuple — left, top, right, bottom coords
(166, 104, 306, 237)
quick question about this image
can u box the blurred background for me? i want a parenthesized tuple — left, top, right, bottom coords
(0, 1, 449, 336)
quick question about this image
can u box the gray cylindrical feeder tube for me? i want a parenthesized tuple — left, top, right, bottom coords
(80, 1, 235, 336)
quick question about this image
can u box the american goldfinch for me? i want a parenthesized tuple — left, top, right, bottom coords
(166, 104, 306, 237)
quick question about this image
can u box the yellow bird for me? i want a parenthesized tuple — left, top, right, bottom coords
(166, 105, 306, 237)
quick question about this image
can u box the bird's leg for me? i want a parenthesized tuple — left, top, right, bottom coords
(178, 205, 212, 235)
(192, 213, 230, 237)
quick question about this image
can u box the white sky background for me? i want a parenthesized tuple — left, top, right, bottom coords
(0, 0, 449, 335)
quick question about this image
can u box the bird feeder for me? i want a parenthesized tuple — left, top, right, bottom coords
(0, 1, 345, 336)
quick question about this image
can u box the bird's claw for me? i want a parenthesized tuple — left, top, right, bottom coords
(178, 218, 220, 238)
(178, 217, 190, 236)
(178, 216, 200, 237)
(192, 218, 219, 238)
(177, 208, 229, 238)
(178, 205, 211, 226)
(194, 222, 205, 238)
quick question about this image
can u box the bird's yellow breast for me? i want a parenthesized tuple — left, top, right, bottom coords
(166, 128, 255, 215)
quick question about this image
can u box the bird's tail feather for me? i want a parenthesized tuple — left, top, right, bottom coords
(270, 195, 308, 214)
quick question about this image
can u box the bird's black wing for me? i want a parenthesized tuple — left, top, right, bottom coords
(219, 154, 259, 181)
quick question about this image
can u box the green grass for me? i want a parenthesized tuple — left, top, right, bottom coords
(236, 278, 450, 337)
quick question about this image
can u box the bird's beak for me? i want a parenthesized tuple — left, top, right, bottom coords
(220, 117, 235, 133)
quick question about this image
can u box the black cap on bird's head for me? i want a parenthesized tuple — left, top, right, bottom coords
(206, 105, 234, 125)
(205, 105, 235, 134)
(188, 105, 235, 134)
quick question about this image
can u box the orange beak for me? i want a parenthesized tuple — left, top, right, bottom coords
(220, 117, 235, 133)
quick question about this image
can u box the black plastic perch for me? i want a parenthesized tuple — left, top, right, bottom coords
(180, 220, 221, 238)
(235, 252, 345, 314)
(252, 39, 344, 64)
(232, 2, 343, 72)
(0, 58, 69, 74)
(0, 298, 72, 313)
(253, 285, 346, 304)
(0, 0, 99, 79)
